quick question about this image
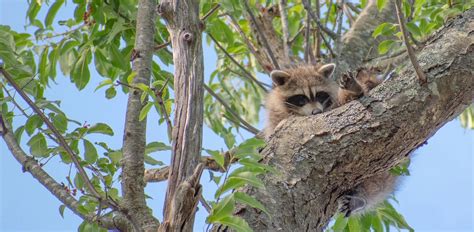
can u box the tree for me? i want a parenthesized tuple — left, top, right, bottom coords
(0, 0, 472, 231)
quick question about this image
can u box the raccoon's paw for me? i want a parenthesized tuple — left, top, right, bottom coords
(339, 73, 362, 94)
(337, 194, 367, 217)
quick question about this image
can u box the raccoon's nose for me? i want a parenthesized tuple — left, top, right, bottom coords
(312, 109, 322, 115)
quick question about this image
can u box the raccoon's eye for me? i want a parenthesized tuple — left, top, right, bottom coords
(286, 95, 309, 107)
(315, 92, 330, 103)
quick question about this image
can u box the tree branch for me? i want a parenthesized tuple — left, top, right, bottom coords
(204, 84, 260, 135)
(337, 0, 397, 76)
(159, 0, 205, 231)
(121, 0, 159, 230)
(302, 0, 339, 40)
(0, 119, 132, 231)
(242, 1, 281, 69)
(207, 33, 268, 92)
(394, 0, 427, 84)
(278, 0, 291, 59)
(214, 9, 474, 231)
(0, 67, 101, 201)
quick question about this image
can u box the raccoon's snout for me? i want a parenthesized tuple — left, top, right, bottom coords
(312, 109, 322, 115)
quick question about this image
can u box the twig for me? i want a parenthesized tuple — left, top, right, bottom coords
(154, 77, 173, 139)
(288, 26, 305, 45)
(335, 0, 345, 57)
(228, 69, 272, 89)
(343, 4, 355, 26)
(204, 84, 260, 135)
(199, 196, 211, 213)
(278, 0, 291, 59)
(314, 0, 322, 58)
(304, 0, 314, 63)
(226, 14, 261, 61)
(201, 3, 221, 21)
(208, 33, 267, 92)
(394, 0, 427, 85)
(0, 67, 102, 200)
(242, 0, 281, 69)
(320, 33, 335, 59)
(302, 0, 339, 40)
(0, 116, 131, 230)
(345, 2, 361, 15)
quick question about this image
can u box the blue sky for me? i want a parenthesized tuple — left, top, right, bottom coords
(1, 1, 472, 231)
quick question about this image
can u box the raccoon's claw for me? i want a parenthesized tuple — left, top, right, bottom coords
(339, 73, 353, 89)
(337, 194, 367, 217)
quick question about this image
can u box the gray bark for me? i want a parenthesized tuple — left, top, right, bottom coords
(120, 0, 159, 231)
(159, 0, 205, 231)
(229, 9, 473, 232)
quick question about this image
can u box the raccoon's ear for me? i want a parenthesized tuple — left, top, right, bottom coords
(270, 70, 291, 86)
(318, 63, 336, 78)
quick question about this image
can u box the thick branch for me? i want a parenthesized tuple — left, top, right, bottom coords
(121, 0, 159, 230)
(160, 0, 204, 231)
(218, 9, 474, 231)
(337, 0, 397, 75)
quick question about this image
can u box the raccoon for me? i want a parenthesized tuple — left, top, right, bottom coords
(264, 63, 378, 136)
(264, 63, 395, 217)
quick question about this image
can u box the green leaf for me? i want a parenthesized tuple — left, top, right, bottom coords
(52, 113, 68, 133)
(331, 214, 349, 231)
(14, 126, 25, 143)
(39, 46, 50, 85)
(376, 0, 387, 11)
(45, 0, 64, 27)
(139, 102, 153, 121)
(207, 194, 236, 222)
(145, 141, 171, 154)
(459, 105, 474, 129)
(215, 176, 246, 198)
(206, 149, 225, 169)
(144, 154, 164, 166)
(378, 40, 395, 55)
(74, 172, 84, 190)
(105, 86, 117, 99)
(25, 114, 43, 136)
(59, 204, 66, 218)
(372, 23, 396, 38)
(107, 151, 122, 164)
(234, 137, 265, 159)
(216, 216, 252, 232)
(406, 22, 422, 38)
(348, 216, 361, 232)
(234, 192, 269, 216)
(27, 133, 48, 157)
(87, 123, 114, 136)
(83, 139, 98, 164)
(372, 215, 384, 232)
(72, 49, 91, 90)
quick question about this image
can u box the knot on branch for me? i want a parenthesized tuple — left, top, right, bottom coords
(181, 30, 194, 43)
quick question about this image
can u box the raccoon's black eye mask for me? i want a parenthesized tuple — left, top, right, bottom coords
(286, 92, 332, 108)
(286, 94, 309, 107)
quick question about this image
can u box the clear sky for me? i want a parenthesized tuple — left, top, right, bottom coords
(1, 1, 472, 232)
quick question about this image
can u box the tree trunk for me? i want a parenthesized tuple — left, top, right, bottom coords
(222, 9, 474, 232)
(121, 0, 159, 231)
(159, 0, 205, 231)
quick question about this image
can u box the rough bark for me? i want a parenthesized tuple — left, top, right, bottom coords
(158, 0, 205, 231)
(335, 0, 397, 77)
(120, 0, 159, 231)
(217, 9, 474, 231)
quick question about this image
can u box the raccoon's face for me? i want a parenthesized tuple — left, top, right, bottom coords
(270, 63, 339, 116)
